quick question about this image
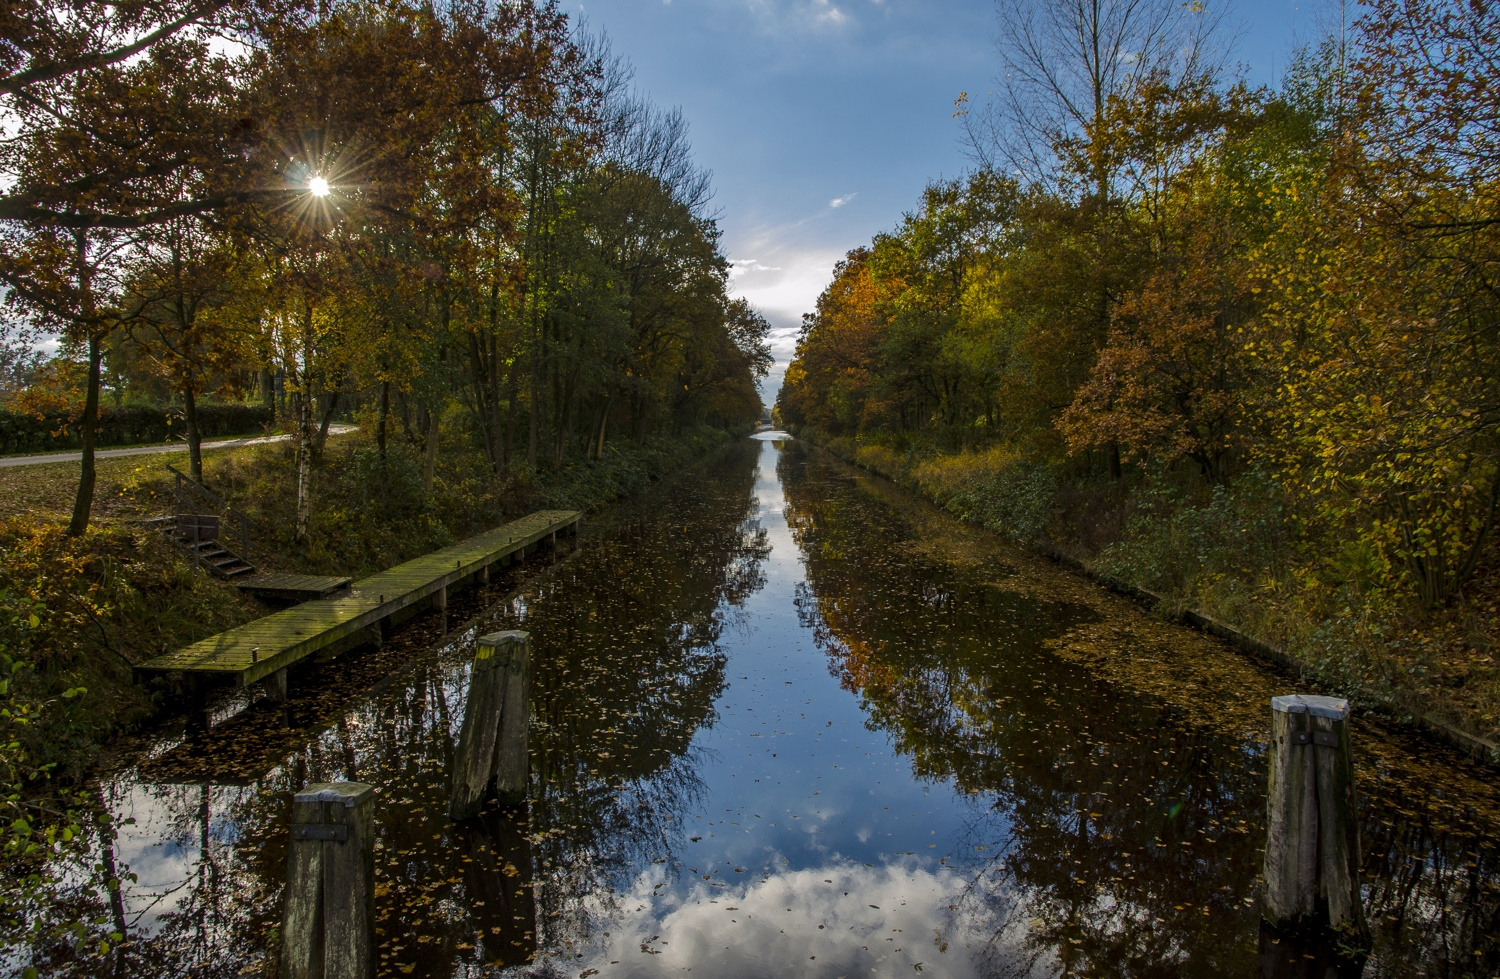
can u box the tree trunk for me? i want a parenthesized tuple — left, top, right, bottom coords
(68, 336, 103, 537)
(503, 355, 521, 472)
(67, 230, 102, 537)
(421, 400, 440, 494)
(466, 329, 497, 470)
(376, 380, 389, 460)
(593, 396, 610, 461)
(527, 340, 540, 471)
(397, 390, 412, 441)
(295, 302, 314, 543)
(315, 384, 341, 461)
(183, 378, 203, 484)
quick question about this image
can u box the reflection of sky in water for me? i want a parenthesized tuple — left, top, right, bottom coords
(545, 438, 1020, 973)
(76, 780, 260, 937)
(575, 860, 1038, 978)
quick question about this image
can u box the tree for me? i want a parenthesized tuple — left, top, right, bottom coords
(0, 22, 253, 533)
(120, 215, 250, 482)
(966, 0, 1224, 199)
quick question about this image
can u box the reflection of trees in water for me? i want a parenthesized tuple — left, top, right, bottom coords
(778, 443, 1500, 979)
(14, 443, 770, 978)
(488, 444, 770, 963)
(1355, 784, 1500, 977)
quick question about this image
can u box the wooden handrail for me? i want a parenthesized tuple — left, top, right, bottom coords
(165, 462, 256, 562)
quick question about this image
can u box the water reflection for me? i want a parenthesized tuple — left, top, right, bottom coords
(777, 441, 1500, 979)
(8, 437, 1500, 978)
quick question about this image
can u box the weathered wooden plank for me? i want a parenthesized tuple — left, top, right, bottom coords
(137, 510, 579, 684)
(281, 782, 375, 979)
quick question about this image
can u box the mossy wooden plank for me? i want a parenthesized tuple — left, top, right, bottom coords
(136, 510, 578, 686)
(236, 573, 354, 600)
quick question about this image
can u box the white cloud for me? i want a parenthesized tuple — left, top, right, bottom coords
(735, 0, 859, 35)
(729, 258, 784, 278)
(727, 241, 844, 406)
(828, 193, 856, 209)
(810, 0, 849, 26)
(727, 245, 842, 329)
(559, 859, 1038, 977)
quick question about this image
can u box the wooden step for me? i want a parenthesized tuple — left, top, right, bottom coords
(162, 521, 258, 580)
(235, 573, 353, 601)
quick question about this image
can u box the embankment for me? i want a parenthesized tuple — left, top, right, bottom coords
(793, 429, 1500, 768)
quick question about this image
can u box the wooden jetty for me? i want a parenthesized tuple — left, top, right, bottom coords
(136, 510, 579, 690)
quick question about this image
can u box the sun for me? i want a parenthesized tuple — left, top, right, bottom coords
(309, 175, 331, 198)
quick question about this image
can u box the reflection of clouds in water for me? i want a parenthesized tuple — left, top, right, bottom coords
(106, 781, 257, 934)
(564, 860, 1039, 978)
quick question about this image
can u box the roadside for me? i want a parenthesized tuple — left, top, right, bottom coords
(0, 424, 357, 468)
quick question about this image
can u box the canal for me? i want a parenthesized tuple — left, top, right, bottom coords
(16, 435, 1500, 977)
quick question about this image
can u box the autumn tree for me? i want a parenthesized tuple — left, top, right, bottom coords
(119, 214, 252, 481)
(0, 23, 255, 532)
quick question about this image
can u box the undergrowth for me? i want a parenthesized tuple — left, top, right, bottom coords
(123, 424, 740, 580)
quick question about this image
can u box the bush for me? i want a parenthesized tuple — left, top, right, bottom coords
(1094, 466, 1293, 609)
(0, 405, 274, 455)
(931, 451, 1061, 546)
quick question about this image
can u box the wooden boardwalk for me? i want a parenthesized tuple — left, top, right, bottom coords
(137, 510, 580, 688)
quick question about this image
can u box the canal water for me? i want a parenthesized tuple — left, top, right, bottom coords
(15, 436, 1500, 977)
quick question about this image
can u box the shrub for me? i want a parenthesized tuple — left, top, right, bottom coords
(1095, 466, 1293, 608)
(935, 452, 1061, 546)
(0, 405, 274, 455)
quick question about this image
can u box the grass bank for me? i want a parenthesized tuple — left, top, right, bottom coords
(797, 429, 1500, 762)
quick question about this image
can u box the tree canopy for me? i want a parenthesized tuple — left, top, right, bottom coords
(1, 0, 770, 535)
(780, 0, 1500, 608)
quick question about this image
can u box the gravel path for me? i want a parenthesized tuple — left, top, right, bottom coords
(0, 425, 358, 468)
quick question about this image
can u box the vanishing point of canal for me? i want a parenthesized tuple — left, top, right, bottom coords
(23, 436, 1500, 977)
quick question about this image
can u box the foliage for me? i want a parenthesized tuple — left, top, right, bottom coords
(1094, 466, 1292, 606)
(0, 587, 116, 968)
(779, 0, 1500, 734)
(0, 0, 768, 538)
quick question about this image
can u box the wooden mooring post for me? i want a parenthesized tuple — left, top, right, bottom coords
(1262, 695, 1367, 940)
(449, 630, 532, 820)
(281, 781, 376, 979)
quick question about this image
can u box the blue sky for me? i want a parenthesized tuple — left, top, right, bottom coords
(573, 0, 1333, 403)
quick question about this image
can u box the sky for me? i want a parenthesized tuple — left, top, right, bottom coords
(571, 0, 1336, 406)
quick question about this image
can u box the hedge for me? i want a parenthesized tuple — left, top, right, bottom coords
(0, 405, 275, 455)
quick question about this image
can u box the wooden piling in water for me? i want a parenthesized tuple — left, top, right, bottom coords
(280, 781, 375, 979)
(263, 667, 288, 704)
(449, 630, 532, 820)
(1262, 694, 1367, 939)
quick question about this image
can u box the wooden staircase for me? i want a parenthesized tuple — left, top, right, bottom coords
(164, 463, 260, 581)
(171, 513, 256, 580)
